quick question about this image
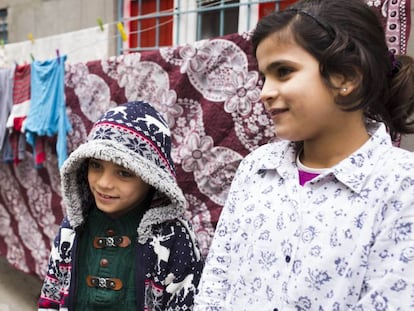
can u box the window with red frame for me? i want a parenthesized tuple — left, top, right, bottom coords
(126, 0, 299, 52)
(129, 0, 174, 50)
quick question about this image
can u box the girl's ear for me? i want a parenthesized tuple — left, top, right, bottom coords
(331, 69, 362, 96)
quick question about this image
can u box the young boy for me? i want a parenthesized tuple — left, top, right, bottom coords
(38, 101, 203, 310)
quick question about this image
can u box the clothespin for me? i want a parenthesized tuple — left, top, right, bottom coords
(30, 53, 35, 61)
(56, 49, 60, 64)
(0, 39, 4, 48)
(97, 18, 104, 32)
(27, 33, 35, 44)
(117, 22, 128, 42)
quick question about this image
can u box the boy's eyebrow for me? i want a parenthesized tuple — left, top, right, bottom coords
(115, 164, 129, 170)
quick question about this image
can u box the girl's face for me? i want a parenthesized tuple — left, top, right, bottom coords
(87, 158, 151, 218)
(256, 34, 356, 143)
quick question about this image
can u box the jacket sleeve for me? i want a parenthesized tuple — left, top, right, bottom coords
(193, 156, 249, 310)
(192, 199, 235, 310)
(157, 219, 204, 310)
(351, 193, 414, 310)
(38, 219, 75, 310)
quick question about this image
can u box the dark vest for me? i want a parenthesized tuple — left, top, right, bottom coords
(75, 206, 143, 310)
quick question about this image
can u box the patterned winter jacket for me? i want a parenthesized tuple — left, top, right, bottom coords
(39, 213, 203, 310)
(38, 101, 204, 310)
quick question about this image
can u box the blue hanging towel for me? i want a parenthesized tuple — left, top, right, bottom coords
(25, 55, 72, 168)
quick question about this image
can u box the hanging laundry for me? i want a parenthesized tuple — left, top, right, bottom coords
(0, 65, 15, 152)
(24, 55, 72, 168)
(6, 64, 31, 164)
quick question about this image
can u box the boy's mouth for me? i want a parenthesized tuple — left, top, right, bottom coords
(96, 191, 117, 200)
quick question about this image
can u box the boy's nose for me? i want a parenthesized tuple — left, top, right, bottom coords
(96, 172, 114, 188)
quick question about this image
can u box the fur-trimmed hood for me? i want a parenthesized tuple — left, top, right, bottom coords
(60, 101, 186, 242)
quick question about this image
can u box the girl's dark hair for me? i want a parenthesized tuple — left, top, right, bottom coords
(252, 0, 414, 139)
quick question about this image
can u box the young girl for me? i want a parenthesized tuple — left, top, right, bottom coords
(38, 101, 203, 310)
(195, 0, 414, 310)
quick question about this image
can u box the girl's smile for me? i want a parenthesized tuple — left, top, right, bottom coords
(267, 107, 289, 118)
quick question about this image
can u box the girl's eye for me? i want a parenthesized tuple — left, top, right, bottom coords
(259, 72, 266, 83)
(277, 66, 293, 78)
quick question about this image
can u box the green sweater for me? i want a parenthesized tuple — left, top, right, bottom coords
(75, 206, 143, 310)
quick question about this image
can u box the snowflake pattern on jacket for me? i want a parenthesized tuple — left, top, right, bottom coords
(194, 121, 414, 311)
(39, 217, 203, 311)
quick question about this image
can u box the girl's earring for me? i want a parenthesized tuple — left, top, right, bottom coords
(341, 87, 348, 94)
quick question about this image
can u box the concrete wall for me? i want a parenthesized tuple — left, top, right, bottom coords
(0, 0, 118, 56)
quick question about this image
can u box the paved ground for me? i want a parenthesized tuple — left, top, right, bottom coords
(0, 257, 42, 311)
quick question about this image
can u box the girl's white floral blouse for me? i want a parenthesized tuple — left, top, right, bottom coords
(195, 121, 414, 311)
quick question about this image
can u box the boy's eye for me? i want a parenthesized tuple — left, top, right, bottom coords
(88, 159, 101, 169)
(118, 170, 134, 178)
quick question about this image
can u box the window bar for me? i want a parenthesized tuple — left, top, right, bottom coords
(155, 0, 160, 48)
(275, 1, 280, 11)
(246, 1, 251, 31)
(138, 0, 143, 49)
(219, 0, 225, 36)
(197, 1, 202, 40)
(117, 0, 124, 55)
(175, 0, 180, 46)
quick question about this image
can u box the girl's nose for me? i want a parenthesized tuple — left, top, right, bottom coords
(260, 80, 279, 108)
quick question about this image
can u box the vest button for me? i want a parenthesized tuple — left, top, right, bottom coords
(100, 258, 109, 267)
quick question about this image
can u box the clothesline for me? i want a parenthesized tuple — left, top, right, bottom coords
(0, 55, 70, 170)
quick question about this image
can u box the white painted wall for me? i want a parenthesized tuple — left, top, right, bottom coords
(0, 24, 110, 66)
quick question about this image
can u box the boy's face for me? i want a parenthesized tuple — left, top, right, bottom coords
(87, 158, 151, 218)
